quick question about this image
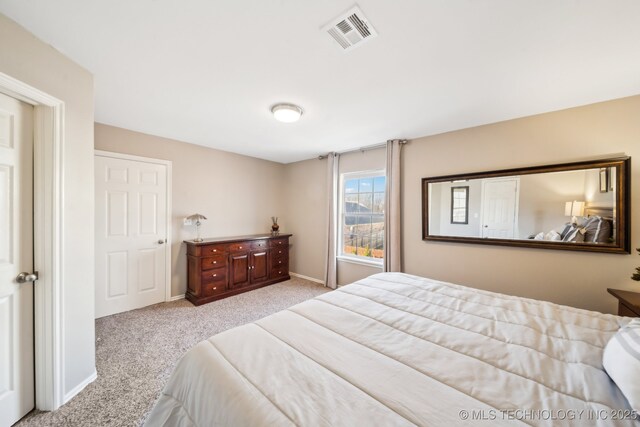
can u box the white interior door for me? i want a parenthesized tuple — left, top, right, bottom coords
(0, 93, 34, 425)
(481, 178, 519, 238)
(95, 154, 169, 318)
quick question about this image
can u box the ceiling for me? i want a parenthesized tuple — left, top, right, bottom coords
(1, 1, 639, 163)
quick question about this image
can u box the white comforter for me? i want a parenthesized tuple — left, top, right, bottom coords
(146, 273, 636, 426)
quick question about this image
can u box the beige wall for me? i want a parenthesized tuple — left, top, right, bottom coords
(282, 158, 328, 282)
(403, 95, 640, 314)
(0, 14, 96, 398)
(94, 123, 286, 296)
(283, 95, 639, 314)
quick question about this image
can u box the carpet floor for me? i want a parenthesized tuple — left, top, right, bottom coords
(17, 277, 330, 427)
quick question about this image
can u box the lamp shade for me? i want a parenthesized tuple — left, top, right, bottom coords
(564, 201, 585, 217)
(186, 213, 207, 242)
(186, 213, 207, 223)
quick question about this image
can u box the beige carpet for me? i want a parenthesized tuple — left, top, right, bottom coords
(17, 277, 329, 426)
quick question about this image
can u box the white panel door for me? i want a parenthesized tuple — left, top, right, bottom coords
(481, 178, 519, 239)
(0, 93, 34, 425)
(95, 155, 168, 318)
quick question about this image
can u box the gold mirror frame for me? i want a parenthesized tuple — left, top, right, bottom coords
(421, 157, 631, 254)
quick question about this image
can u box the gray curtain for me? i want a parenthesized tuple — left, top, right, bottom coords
(324, 152, 340, 288)
(384, 140, 403, 272)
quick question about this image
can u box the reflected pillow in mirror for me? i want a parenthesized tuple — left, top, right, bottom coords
(583, 216, 611, 243)
(558, 223, 573, 239)
(562, 225, 585, 243)
(533, 232, 544, 240)
(576, 216, 592, 227)
(544, 230, 562, 241)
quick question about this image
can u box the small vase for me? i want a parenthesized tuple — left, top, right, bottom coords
(271, 217, 280, 234)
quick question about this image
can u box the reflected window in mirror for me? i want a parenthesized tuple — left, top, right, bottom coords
(451, 186, 469, 224)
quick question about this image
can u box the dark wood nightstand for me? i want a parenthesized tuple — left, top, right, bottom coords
(607, 288, 640, 317)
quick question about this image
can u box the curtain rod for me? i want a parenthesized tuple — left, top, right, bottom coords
(317, 139, 408, 160)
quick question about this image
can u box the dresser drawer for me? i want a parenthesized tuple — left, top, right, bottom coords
(201, 280, 226, 297)
(201, 255, 226, 270)
(229, 242, 249, 253)
(201, 267, 226, 283)
(272, 257, 288, 269)
(200, 244, 226, 256)
(271, 267, 288, 279)
(251, 239, 269, 250)
(271, 246, 288, 257)
(269, 237, 289, 248)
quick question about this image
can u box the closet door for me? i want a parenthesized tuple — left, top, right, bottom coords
(95, 153, 170, 318)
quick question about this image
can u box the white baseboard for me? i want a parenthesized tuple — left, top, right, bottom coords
(168, 294, 185, 302)
(63, 369, 97, 404)
(290, 272, 325, 285)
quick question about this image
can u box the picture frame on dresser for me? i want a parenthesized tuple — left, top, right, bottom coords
(185, 233, 292, 306)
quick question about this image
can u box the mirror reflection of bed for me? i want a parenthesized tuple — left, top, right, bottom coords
(529, 206, 615, 245)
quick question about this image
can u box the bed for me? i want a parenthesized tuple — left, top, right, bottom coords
(146, 272, 637, 426)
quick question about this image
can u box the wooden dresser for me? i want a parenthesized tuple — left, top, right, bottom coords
(607, 288, 640, 317)
(185, 233, 292, 306)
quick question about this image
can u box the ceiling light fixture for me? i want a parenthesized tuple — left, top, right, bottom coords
(271, 103, 303, 123)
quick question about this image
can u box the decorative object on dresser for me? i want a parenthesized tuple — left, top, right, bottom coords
(185, 234, 292, 306)
(633, 248, 640, 281)
(271, 216, 280, 233)
(185, 213, 207, 242)
(607, 288, 640, 317)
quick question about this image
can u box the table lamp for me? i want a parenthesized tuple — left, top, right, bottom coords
(564, 201, 585, 224)
(186, 213, 207, 242)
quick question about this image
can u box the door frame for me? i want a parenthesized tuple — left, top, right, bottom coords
(94, 150, 173, 303)
(0, 72, 65, 410)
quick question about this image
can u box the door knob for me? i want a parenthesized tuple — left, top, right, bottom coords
(158, 239, 166, 244)
(16, 272, 38, 283)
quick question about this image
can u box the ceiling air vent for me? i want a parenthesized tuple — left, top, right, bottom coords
(323, 6, 378, 52)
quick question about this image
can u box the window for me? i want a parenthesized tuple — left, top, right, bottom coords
(451, 186, 469, 224)
(340, 172, 385, 262)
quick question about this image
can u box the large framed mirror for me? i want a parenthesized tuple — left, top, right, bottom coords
(422, 157, 631, 254)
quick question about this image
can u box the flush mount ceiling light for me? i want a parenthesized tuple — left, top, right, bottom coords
(271, 103, 303, 123)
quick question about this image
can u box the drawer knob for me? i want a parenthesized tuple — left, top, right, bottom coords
(239, 246, 243, 249)
(213, 287, 217, 290)
(214, 261, 217, 264)
(278, 250, 282, 254)
(279, 271, 282, 274)
(212, 273, 217, 277)
(278, 261, 282, 264)
(212, 249, 217, 252)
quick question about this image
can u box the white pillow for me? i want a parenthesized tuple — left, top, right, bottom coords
(603, 318, 640, 411)
(544, 230, 562, 241)
(533, 232, 544, 240)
